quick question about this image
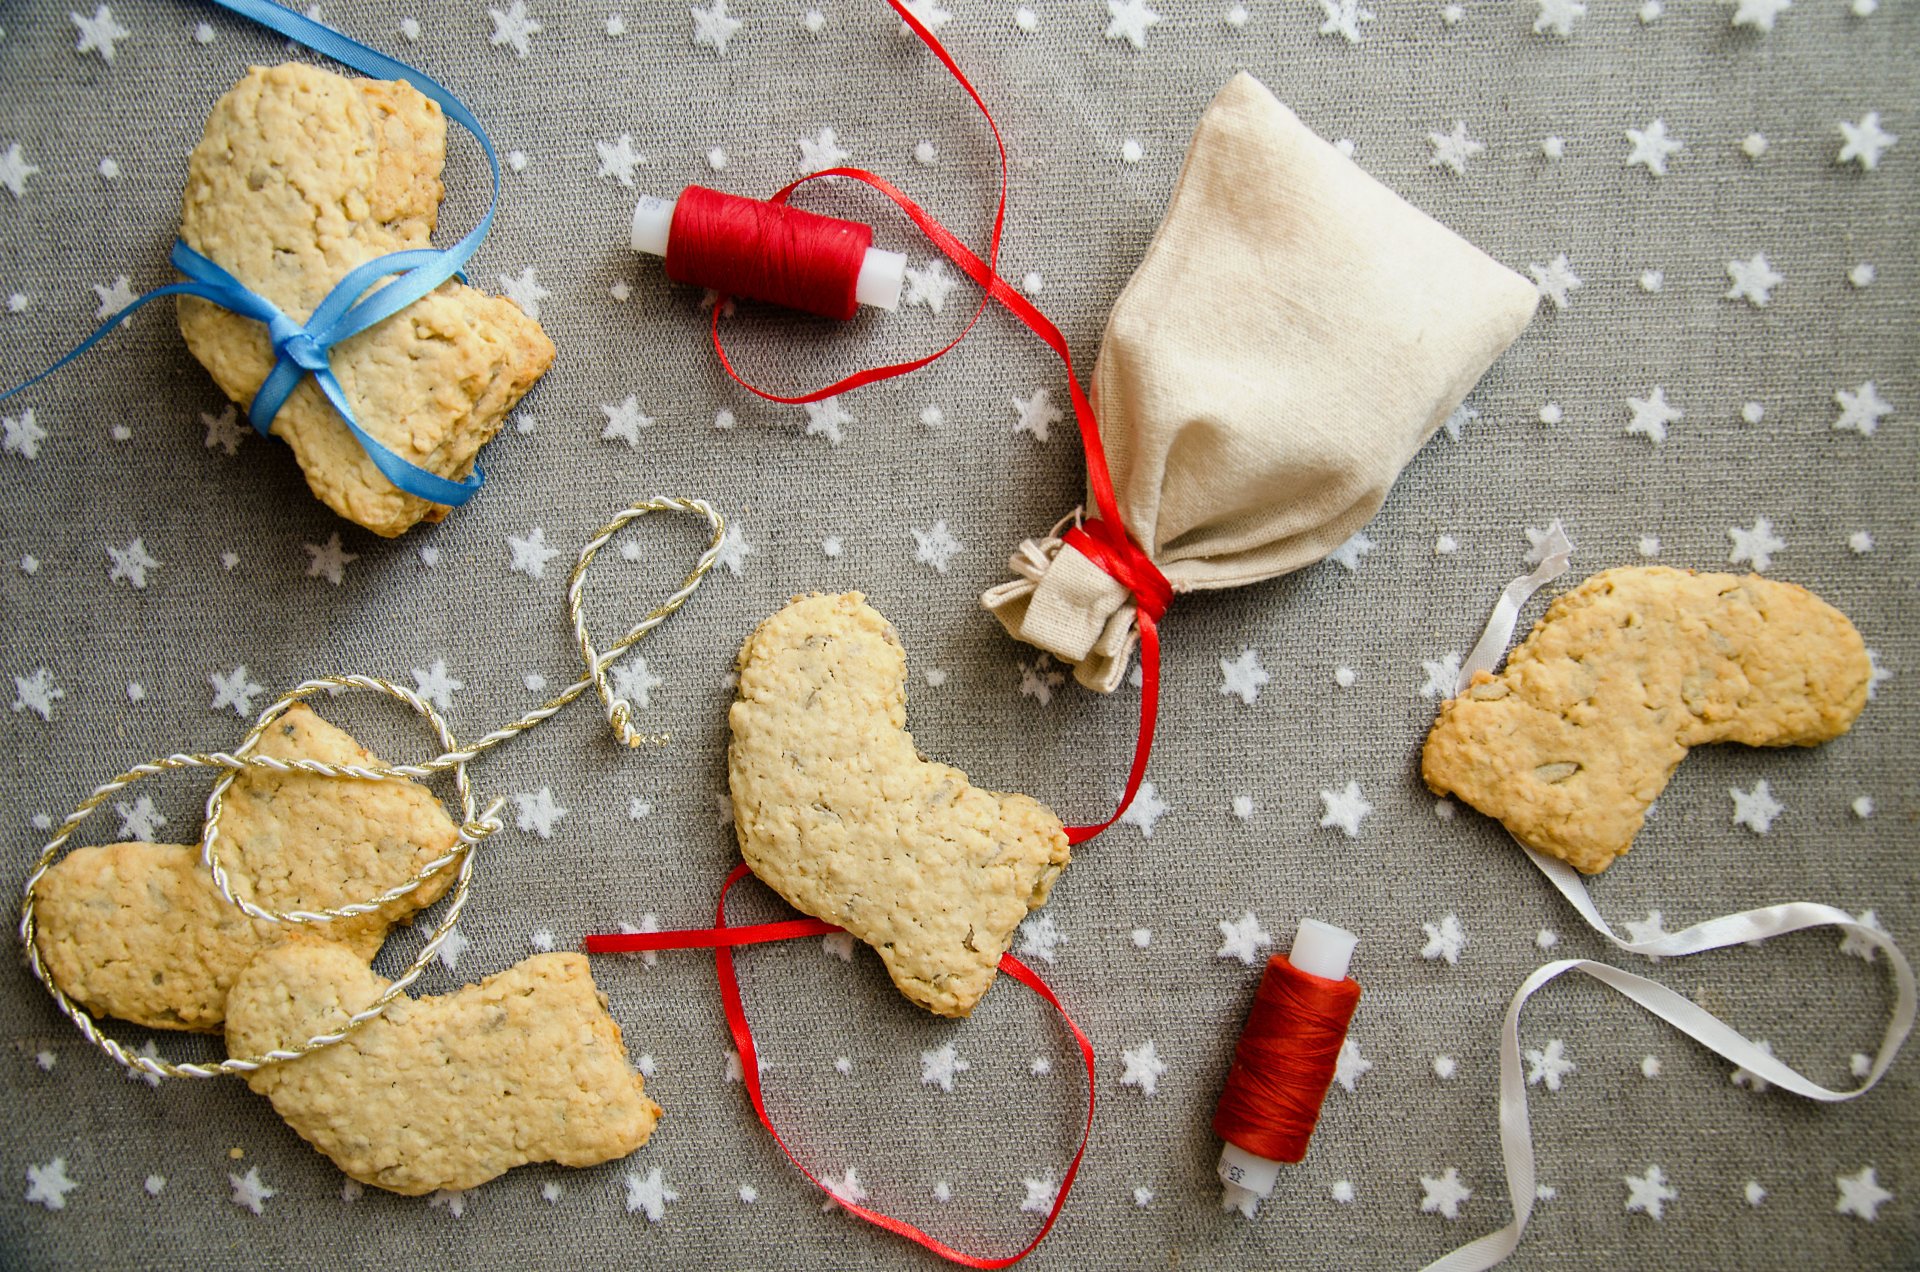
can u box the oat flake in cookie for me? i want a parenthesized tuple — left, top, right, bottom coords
(177, 63, 555, 536)
(729, 593, 1071, 1018)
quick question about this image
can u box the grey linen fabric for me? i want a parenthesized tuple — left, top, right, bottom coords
(1, 1, 1915, 1268)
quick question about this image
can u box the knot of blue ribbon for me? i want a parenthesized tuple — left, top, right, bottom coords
(1, 0, 505, 511)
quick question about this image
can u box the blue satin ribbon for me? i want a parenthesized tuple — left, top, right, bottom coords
(0, 0, 505, 508)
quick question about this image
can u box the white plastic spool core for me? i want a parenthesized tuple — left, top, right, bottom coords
(630, 193, 906, 311)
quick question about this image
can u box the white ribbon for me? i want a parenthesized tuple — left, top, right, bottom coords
(1422, 529, 1916, 1272)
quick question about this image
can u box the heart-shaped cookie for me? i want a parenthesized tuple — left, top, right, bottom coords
(1422, 566, 1870, 873)
(32, 703, 459, 1031)
(226, 934, 660, 1194)
(178, 63, 555, 537)
(729, 592, 1071, 1018)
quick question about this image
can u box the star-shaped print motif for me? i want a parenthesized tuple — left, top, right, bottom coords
(0, 143, 40, 199)
(600, 395, 652, 448)
(595, 134, 645, 186)
(1329, 531, 1375, 571)
(303, 533, 356, 585)
(1219, 649, 1270, 704)
(1729, 779, 1783, 833)
(209, 666, 264, 717)
(114, 794, 166, 842)
(1625, 119, 1682, 176)
(1533, 0, 1586, 36)
(26, 1158, 79, 1210)
(1318, 781, 1372, 838)
(1624, 1165, 1677, 1219)
(201, 405, 245, 455)
(3, 409, 45, 460)
(489, 1, 542, 56)
(1421, 912, 1467, 964)
(229, 1166, 276, 1215)
(1626, 386, 1683, 444)
(497, 266, 551, 319)
(911, 519, 963, 573)
(803, 396, 852, 445)
(1419, 653, 1461, 700)
(1016, 911, 1068, 963)
(1724, 252, 1782, 307)
(411, 659, 463, 710)
(508, 527, 563, 579)
(1839, 909, 1888, 962)
(1011, 388, 1062, 442)
(1528, 254, 1581, 310)
(920, 1043, 970, 1092)
(1442, 404, 1477, 441)
(431, 924, 470, 971)
(1730, 1038, 1775, 1092)
(1833, 382, 1891, 435)
(1730, 0, 1791, 29)
(1104, 0, 1161, 49)
(1118, 780, 1170, 837)
(1623, 909, 1670, 954)
(715, 523, 752, 575)
(1317, 0, 1374, 42)
(1866, 649, 1890, 700)
(1332, 1036, 1371, 1092)
(71, 5, 130, 60)
(1119, 1039, 1167, 1096)
(106, 538, 159, 589)
(427, 1188, 469, 1218)
(691, 0, 743, 54)
(623, 1167, 678, 1222)
(611, 656, 662, 709)
(1727, 517, 1784, 572)
(1018, 654, 1065, 705)
(819, 1166, 868, 1211)
(1524, 1039, 1576, 1091)
(1217, 911, 1273, 966)
(899, 0, 953, 34)
(1419, 1168, 1471, 1219)
(904, 258, 958, 313)
(1838, 113, 1897, 171)
(93, 276, 137, 321)
(13, 668, 63, 721)
(798, 127, 850, 175)
(513, 786, 567, 838)
(1835, 1166, 1893, 1221)
(1427, 122, 1485, 175)
(1019, 1176, 1059, 1214)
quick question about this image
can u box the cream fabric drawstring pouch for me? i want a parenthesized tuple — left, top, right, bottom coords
(983, 72, 1541, 691)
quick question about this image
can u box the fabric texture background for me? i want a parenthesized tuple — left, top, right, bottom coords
(0, 1, 1914, 1268)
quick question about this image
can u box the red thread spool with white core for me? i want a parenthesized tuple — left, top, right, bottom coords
(632, 188, 907, 317)
(1214, 917, 1361, 1217)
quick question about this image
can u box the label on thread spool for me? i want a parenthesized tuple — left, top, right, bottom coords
(1213, 949, 1362, 1168)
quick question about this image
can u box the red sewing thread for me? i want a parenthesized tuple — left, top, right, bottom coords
(1213, 955, 1362, 1165)
(665, 185, 873, 320)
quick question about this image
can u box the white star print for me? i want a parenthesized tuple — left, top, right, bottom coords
(411, 659, 463, 710)
(1119, 1039, 1167, 1096)
(1724, 252, 1783, 307)
(0, 143, 39, 198)
(1835, 1166, 1893, 1221)
(911, 519, 963, 573)
(1219, 649, 1270, 704)
(1217, 911, 1273, 966)
(1727, 517, 1785, 572)
(1333, 1037, 1372, 1092)
(115, 795, 167, 842)
(595, 134, 646, 186)
(903, 258, 958, 313)
(1729, 0, 1791, 29)
(229, 1167, 276, 1215)
(1020, 1176, 1059, 1214)
(1011, 388, 1063, 442)
(1427, 122, 1485, 174)
(3, 408, 46, 459)
(209, 666, 263, 717)
(431, 924, 470, 971)
(1625, 119, 1682, 176)
(1837, 113, 1897, 171)
(920, 1043, 970, 1092)
(201, 405, 245, 455)
(1442, 404, 1477, 441)
(1118, 780, 1171, 837)
(691, 0, 743, 54)
(507, 527, 564, 579)
(1104, 0, 1161, 49)
(600, 395, 653, 448)
(489, 1, 542, 56)
(1839, 909, 1888, 962)
(798, 127, 850, 174)
(13, 667, 63, 721)
(611, 657, 662, 709)
(1626, 386, 1683, 444)
(1421, 912, 1467, 964)
(25, 1158, 79, 1210)
(144, 1174, 164, 1195)
(1624, 1165, 1677, 1220)
(624, 1167, 678, 1222)
(817, 1166, 867, 1212)
(1019, 654, 1065, 705)
(498, 266, 551, 319)
(427, 1188, 469, 1218)
(1017, 911, 1068, 963)
(899, 0, 953, 33)
(106, 538, 159, 589)
(1730, 1038, 1775, 1092)
(1419, 654, 1461, 700)
(1866, 649, 1890, 700)
(1730, 779, 1783, 833)
(71, 5, 130, 60)
(1329, 530, 1375, 571)
(513, 786, 567, 838)
(1318, 781, 1372, 838)
(1533, 0, 1586, 36)
(1529, 254, 1582, 310)
(1524, 1039, 1576, 1091)
(1833, 382, 1892, 436)
(715, 523, 752, 575)
(303, 533, 356, 585)
(1420, 1168, 1471, 1219)
(93, 276, 137, 320)
(1623, 909, 1670, 955)
(803, 396, 853, 445)
(1317, 0, 1374, 42)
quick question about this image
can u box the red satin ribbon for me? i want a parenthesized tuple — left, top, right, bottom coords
(585, 864, 1096, 1268)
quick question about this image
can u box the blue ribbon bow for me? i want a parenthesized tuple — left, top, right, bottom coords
(0, 0, 505, 509)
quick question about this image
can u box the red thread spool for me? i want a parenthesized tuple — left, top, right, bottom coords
(1212, 918, 1361, 1215)
(632, 185, 907, 319)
